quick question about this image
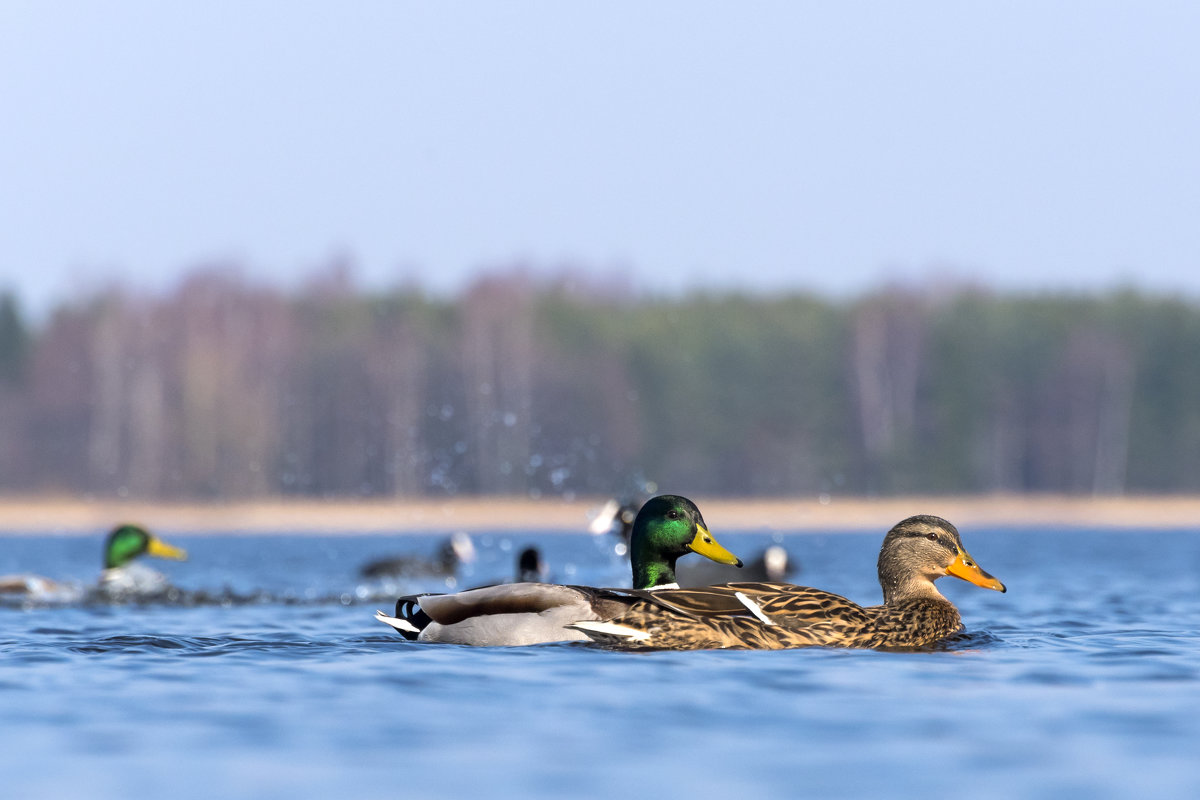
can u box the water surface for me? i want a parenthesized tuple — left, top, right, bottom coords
(3, 527, 1199, 799)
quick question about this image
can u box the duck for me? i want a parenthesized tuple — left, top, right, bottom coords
(0, 523, 188, 604)
(590, 489, 797, 586)
(588, 496, 642, 543)
(0, 573, 80, 602)
(569, 514, 1005, 651)
(515, 546, 548, 583)
(359, 531, 476, 580)
(677, 543, 794, 588)
(374, 494, 744, 645)
(588, 480, 656, 556)
(92, 523, 189, 599)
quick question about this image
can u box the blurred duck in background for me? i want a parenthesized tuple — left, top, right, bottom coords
(94, 523, 189, 599)
(588, 497, 640, 551)
(0, 573, 79, 603)
(0, 523, 188, 604)
(588, 477, 656, 556)
(359, 531, 476, 582)
(515, 546, 548, 584)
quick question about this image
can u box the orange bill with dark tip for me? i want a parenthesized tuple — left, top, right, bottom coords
(946, 550, 1005, 593)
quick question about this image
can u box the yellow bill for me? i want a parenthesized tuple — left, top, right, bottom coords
(687, 525, 744, 568)
(146, 536, 188, 561)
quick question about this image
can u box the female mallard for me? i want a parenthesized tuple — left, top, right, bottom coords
(570, 514, 1005, 650)
(0, 523, 187, 603)
(374, 495, 743, 645)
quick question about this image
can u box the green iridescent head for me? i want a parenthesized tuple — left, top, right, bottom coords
(629, 495, 743, 589)
(103, 524, 188, 569)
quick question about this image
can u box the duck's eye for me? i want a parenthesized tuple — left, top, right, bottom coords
(926, 533, 939, 542)
(667, 510, 679, 519)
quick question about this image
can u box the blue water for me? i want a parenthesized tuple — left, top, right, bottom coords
(3, 526, 1200, 799)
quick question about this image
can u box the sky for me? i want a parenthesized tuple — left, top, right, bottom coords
(2, 2, 1199, 316)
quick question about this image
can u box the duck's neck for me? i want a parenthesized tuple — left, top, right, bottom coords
(633, 557, 679, 591)
(879, 572, 949, 605)
(105, 544, 141, 570)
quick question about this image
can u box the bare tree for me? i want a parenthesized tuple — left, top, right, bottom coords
(460, 274, 536, 494)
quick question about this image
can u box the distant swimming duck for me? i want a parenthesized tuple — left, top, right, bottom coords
(588, 485, 654, 556)
(515, 546, 548, 583)
(0, 523, 188, 603)
(0, 573, 78, 602)
(570, 515, 1005, 651)
(375, 495, 744, 645)
(94, 523, 189, 599)
(588, 497, 641, 542)
(359, 532, 476, 580)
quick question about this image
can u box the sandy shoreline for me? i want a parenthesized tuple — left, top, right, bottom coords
(1, 493, 1199, 535)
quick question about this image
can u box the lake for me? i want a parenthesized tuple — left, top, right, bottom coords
(2, 525, 1199, 799)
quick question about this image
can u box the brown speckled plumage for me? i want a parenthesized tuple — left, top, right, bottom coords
(571, 515, 1006, 651)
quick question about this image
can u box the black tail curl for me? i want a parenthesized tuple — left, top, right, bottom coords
(392, 595, 434, 641)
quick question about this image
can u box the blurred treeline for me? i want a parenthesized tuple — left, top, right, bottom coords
(2, 269, 1199, 499)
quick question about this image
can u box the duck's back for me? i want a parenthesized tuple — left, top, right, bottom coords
(576, 582, 967, 651)
(584, 582, 869, 650)
(384, 582, 633, 646)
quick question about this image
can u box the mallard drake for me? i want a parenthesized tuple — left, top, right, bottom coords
(93, 523, 188, 599)
(591, 489, 796, 585)
(374, 495, 743, 645)
(0, 523, 187, 603)
(570, 515, 1005, 651)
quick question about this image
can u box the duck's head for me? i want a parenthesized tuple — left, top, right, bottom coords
(877, 515, 1005, 604)
(103, 524, 188, 570)
(630, 495, 743, 589)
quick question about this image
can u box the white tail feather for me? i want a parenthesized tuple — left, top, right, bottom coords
(735, 592, 775, 626)
(569, 620, 652, 641)
(375, 609, 420, 634)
